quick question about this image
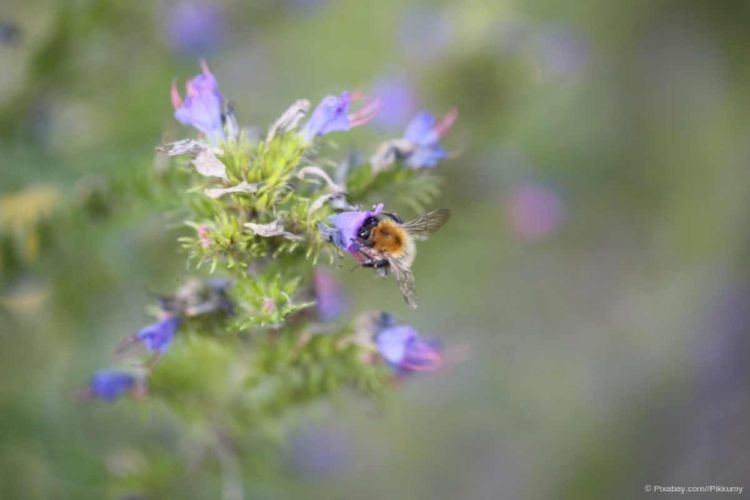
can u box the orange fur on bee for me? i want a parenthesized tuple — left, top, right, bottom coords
(371, 220, 409, 257)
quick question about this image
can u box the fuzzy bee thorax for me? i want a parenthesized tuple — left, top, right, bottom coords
(371, 219, 410, 257)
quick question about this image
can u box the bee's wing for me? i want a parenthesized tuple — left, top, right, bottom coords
(388, 255, 418, 309)
(402, 209, 451, 241)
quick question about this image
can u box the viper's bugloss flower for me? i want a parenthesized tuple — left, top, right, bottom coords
(314, 267, 347, 321)
(318, 204, 383, 256)
(374, 320, 443, 374)
(402, 109, 457, 168)
(166, 2, 225, 57)
(116, 315, 182, 360)
(86, 370, 138, 402)
(371, 76, 418, 130)
(398, 7, 453, 61)
(535, 25, 589, 81)
(505, 182, 565, 242)
(301, 91, 378, 141)
(171, 61, 225, 144)
(136, 316, 181, 355)
(288, 424, 353, 479)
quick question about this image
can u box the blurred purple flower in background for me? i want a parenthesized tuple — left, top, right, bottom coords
(0, 22, 21, 46)
(398, 6, 453, 61)
(165, 2, 226, 57)
(370, 108, 458, 171)
(505, 182, 565, 242)
(288, 424, 353, 479)
(171, 61, 225, 144)
(284, 0, 328, 14)
(301, 91, 378, 141)
(371, 314, 443, 375)
(318, 203, 383, 257)
(533, 25, 590, 81)
(314, 267, 348, 321)
(135, 316, 182, 356)
(370, 75, 419, 130)
(86, 371, 138, 402)
(402, 109, 457, 168)
(116, 315, 182, 360)
(660, 283, 750, 482)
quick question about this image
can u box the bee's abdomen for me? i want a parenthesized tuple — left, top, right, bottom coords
(372, 221, 408, 257)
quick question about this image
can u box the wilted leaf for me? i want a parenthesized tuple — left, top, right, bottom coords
(308, 192, 352, 215)
(204, 181, 260, 199)
(297, 166, 344, 191)
(156, 139, 222, 157)
(245, 220, 304, 241)
(192, 150, 229, 181)
(370, 139, 413, 173)
(267, 99, 310, 141)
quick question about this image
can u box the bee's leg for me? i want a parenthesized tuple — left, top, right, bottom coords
(362, 258, 390, 270)
(349, 248, 372, 271)
(361, 259, 390, 278)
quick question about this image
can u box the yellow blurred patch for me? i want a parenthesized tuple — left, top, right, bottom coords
(0, 286, 49, 316)
(0, 185, 61, 264)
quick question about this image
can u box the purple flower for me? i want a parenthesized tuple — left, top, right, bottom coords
(165, 2, 225, 57)
(171, 61, 225, 144)
(314, 267, 348, 321)
(136, 316, 181, 356)
(398, 7, 453, 61)
(402, 109, 457, 168)
(318, 204, 383, 256)
(374, 320, 443, 374)
(87, 371, 138, 402)
(534, 25, 590, 81)
(288, 424, 353, 478)
(371, 76, 419, 130)
(301, 91, 378, 141)
(505, 182, 565, 242)
(115, 315, 182, 360)
(284, 0, 328, 14)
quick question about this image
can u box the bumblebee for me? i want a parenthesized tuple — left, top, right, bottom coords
(354, 209, 450, 308)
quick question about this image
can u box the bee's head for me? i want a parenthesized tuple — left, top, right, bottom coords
(357, 216, 380, 242)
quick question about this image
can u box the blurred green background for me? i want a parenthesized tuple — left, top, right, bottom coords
(3, 0, 750, 498)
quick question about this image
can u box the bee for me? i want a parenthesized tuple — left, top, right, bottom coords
(353, 208, 450, 308)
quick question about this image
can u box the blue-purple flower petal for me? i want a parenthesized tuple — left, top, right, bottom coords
(320, 204, 383, 254)
(375, 325, 414, 365)
(398, 109, 456, 169)
(302, 92, 352, 140)
(89, 371, 137, 402)
(136, 316, 181, 356)
(404, 111, 439, 145)
(171, 62, 225, 144)
(374, 322, 443, 374)
(372, 76, 418, 130)
(314, 267, 348, 321)
(406, 143, 446, 168)
(166, 1, 226, 57)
